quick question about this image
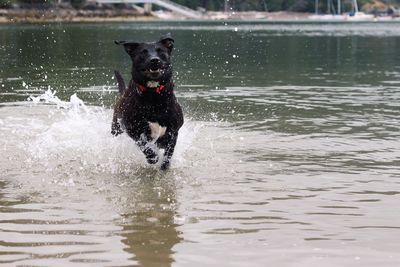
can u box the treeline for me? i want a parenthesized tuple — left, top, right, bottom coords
(1, 0, 400, 12)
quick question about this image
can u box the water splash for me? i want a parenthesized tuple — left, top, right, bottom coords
(28, 89, 64, 106)
(23, 90, 201, 179)
(28, 89, 88, 112)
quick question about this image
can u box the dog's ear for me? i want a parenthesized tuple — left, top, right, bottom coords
(158, 34, 174, 54)
(115, 40, 140, 56)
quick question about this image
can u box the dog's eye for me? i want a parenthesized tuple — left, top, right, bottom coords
(159, 54, 168, 61)
(157, 49, 168, 60)
(141, 49, 148, 54)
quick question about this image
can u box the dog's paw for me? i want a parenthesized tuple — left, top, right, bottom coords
(111, 123, 123, 136)
(111, 129, 118, 136)
(144, 147, 159, 164)
(147, 156, 159, 165)
(111, 129, 123, 136)
(160, 160, 170, 170)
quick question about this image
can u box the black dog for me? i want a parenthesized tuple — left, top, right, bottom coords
(112, 34, 183, 170)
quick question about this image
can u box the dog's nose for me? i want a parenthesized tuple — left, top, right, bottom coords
(150, 57, 161, 64)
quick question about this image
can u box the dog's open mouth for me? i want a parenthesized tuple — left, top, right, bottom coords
(149, 68, 162, 73)
(143, 66, 165, 75)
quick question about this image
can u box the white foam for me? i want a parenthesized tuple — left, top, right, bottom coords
(29, 89, 64, 106)
(23, 90, 200, 174)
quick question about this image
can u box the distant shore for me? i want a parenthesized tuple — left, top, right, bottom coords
(0, 9, 399, 23)
(0, 8, 153, 23)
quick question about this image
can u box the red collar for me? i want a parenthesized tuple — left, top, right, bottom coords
(136, 82, 173, 94)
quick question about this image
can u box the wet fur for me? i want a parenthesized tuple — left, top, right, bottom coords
(111, 35, 183, 170)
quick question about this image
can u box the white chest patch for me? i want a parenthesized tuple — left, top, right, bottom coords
(147, 81, 160, 88)
(148, 122, 167, 141)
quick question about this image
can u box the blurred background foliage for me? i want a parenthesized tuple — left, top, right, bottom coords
(0, 0, 399, 13)
(175, 0, 399, 12)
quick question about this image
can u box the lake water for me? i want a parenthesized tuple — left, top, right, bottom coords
(1, 21, 400, 266)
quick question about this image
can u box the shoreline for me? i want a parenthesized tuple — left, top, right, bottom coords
(0, 8, 155, 23)
(0, 9, 399, 23)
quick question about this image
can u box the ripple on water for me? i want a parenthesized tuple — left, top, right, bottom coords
(1, 86, 400, 266)
(105, 22, 400, 37)
(0, 99, 199, 266)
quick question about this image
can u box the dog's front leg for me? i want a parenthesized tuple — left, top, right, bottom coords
(111, 98, 124, 136)
(111, 113, 123, 136)
(160, 131, 178, 170)
(136, 134, 159, 164)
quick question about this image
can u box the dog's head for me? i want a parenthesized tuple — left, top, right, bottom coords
(115, 34, 174, 85)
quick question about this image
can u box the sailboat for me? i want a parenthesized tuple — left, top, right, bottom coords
(309, 0, 345, 20)
(346, 0, 374, 20)
(309, 0, 374, 21)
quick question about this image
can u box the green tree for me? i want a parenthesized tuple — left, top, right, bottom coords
(0, 0, 14, 8)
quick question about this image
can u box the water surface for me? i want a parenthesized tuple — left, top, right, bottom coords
(1, 21, 400, 266)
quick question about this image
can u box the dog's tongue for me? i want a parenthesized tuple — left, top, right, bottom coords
(150, 65, 160, 71)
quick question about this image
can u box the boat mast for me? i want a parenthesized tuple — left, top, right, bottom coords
(338, 0, 341, 14)
(353, 0, 359, 13)
(327, 0, 331, 13)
